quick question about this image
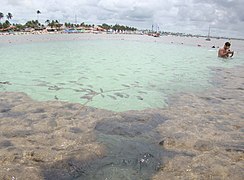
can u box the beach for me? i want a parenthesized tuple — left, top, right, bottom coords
(1, 33, 244, 51)
(0, 34, 243, 179)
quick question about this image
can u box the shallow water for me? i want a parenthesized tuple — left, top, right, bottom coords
(0, 35, 244, 179)
(0, 65, 243, 180)
(0, 37, 243, 111)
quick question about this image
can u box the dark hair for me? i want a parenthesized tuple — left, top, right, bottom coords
(225, 42, 231, 46)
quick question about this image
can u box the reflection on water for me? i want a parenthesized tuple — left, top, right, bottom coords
(0, 39, 243, 111)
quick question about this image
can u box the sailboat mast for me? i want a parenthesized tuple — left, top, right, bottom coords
(208, 25, 210, 37)
(205, 25, 211, 41)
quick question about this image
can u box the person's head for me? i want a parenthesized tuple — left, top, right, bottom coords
(224, 42, 231, 50)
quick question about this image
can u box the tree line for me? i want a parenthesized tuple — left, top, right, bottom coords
(0, 11, 137, 32)
(0, 12, 13, 29)
(99, 23, 137, 31)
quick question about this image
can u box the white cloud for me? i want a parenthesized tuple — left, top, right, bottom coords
(1, 0, 244, 38)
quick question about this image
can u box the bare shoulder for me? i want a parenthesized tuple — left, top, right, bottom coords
(218, 48, 226, 54)
(218, 48, 223, 54)
(218, 47, 226, 57)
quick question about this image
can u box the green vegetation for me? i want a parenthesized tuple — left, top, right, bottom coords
(0, 20, 11, 29)
(97, 23, 137, 31)
(25, 20, 41, 28)
(111, 24, 137, 31)
(6, 12, 13, 20)
(0, 11, 138, 32)
(99, 23, 111, 30)
(0, 12, 13, 29)
(0, 12, 4, 21)
(37, 10, 41, 21)
(46, 20, 62, 28)
(64, 22, 93, 28)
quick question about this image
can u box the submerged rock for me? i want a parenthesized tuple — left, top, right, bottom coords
(194, 140, 213, 152)
(139, 153, 161, 172)
(0, 140, 13, 148)
(159, 140, 164, 146)
(0, 108, 11, 113)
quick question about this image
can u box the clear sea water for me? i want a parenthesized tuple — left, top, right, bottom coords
(0, 38, 243, 111)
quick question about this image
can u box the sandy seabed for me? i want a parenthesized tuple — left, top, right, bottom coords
(0, 34, 243, 179)
(0, 65, 243, 179)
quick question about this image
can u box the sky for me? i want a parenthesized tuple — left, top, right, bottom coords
(1, 0, 244, 38)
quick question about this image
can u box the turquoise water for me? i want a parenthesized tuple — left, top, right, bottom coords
(0, 39, 243, 111)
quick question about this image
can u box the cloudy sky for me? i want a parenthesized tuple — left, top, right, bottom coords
(1, 0, 244, 38)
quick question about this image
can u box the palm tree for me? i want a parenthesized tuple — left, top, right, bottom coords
(3, 20, 11, 28)
(37, 10, 41, 21)
(0, 12, 4, 22)
(6, 12, 13, 20)
(5, 13, 12, 27)
(45, 19, 50, 26)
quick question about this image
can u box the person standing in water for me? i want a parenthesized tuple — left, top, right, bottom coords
(218, 42, 234, 58)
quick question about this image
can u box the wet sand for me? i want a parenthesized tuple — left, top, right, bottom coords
(0, 64, 243, 179)
(1, 33, 244, 52)
(0, 34, 244, 179)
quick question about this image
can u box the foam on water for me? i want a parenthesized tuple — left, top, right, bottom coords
(0, 39, 243, 111)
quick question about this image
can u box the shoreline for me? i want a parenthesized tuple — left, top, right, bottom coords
(1, 33, 244, 53)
